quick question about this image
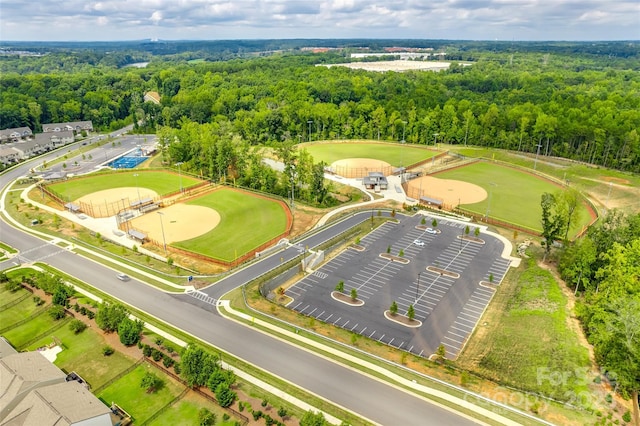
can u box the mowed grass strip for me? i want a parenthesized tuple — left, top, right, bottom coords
(48, 171, 202, 200)
(302, 141, 436, 166)
(26, 323, 136, 390)
(174, 188, 288, 262)
(458, 257, 591, 402)
(435, 162, 593, 234)
(98, 363, 185, 424)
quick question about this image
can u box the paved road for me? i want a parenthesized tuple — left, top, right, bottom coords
(0, 141, 481, 425)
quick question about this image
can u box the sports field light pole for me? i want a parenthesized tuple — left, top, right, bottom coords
(400, 121, 406, 167)
(533, 142, 543, 171)
(157, 211, 167, 255)
(307, 120, 313, 142)
(175, 162, 184, 193)
(433, 132, 439, 147)
(133, 173, 141, 204)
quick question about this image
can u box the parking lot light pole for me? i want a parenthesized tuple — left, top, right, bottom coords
(416, 272, 421, 302)
(157, 211, 167, 255)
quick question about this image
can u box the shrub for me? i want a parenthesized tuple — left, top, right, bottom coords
(252, 410, 263, 421)
(87, 310, 95, 319)
(622, 411, 631, 423)
(277, 407, 287, 419)
(79, 306, 88, 315)
(140, 372, 162, 393)
(73, 303, 80, 312)
(33, 296, 44, 306)
(6, 280, 21, 292)
(155, 337, 164, 346)
(102, 346, 115, 356)
(165, 344, 174, 354)
(143, 344, 153, 357)
(162, 355, 174, 368)
(69, 319, 87, 334)
(222, 413, 230, 421)
(261, 399, 268, 407)
(173, 362, 181, 375)
(152, 348, 163, 362)
(265, 415, 274, 426)
(48, 305, 66, 320)
(198, 408, 216, 426)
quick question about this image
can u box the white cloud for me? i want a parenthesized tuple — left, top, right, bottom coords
(0, 0, 637, 41)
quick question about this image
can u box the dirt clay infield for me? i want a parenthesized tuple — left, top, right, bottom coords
(129, 204, 220, 244)
(407, 176, 487, 205)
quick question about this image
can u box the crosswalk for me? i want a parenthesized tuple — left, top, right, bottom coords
(185, 289, 217, 306)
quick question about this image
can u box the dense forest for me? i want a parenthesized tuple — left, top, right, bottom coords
(1, 41, 639, 173)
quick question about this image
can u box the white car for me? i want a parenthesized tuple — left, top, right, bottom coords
(413, 239, 425, 246)
(116, 273, 130, 281)
(425, 228, 437, 234)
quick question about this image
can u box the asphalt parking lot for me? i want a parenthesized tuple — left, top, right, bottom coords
(286, 213, 513, 359)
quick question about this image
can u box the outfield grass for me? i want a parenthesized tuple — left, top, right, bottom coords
(173, 188, 289, 262)
(436, 162, 593, 235)
(48, 170, 202, 200)
(26, 323, 137, 389)
(301, 141, 436, 166)
(98, 363, 184, 424)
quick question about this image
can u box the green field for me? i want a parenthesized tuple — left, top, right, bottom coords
(48, 170, 202, 200)
(98, 363, 184, 423)
(173, 188, 289, 262)
(3, 309, 70, 349)
(301, 141, 436, 166)
(436, 162, 594, 234)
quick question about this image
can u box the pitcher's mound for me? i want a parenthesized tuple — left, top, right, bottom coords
(330, 158, 392, 178)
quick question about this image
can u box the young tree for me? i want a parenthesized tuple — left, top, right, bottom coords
(335, 281, 344, 293)
(350, 288, 358, 301)
(198, 408, 216, 426)
(390, 301, 398, 315)
(558, 188, 582, 241)
(540, 192, 566, 261)
(215, 382, 236, 408)
(436, 344, 447, 361)
(95, 303, 128, 332)
(118, 317, 144, 346)
(407, 304, 415, 321)
(432, 218, 438, 227)
(69, 319, 87, 334)
(140, 372, 162, 393)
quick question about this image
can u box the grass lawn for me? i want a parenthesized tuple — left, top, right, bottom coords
(26, 324, 137, 390)
(0, 296, 45, 328)
(48, 170, 202, 200)
(436, 162, 593, 235)
(0, 283, 32, 308)
(3, 309, 70, 349)
(148, 392, 238, 426)
(173, 188, 289, 262)
(458, 256, 592, 405)
(301, 141, 436, 166)
(99, 363, 185, 424)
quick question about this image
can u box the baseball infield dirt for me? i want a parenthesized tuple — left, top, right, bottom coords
(129, 204, 220, 244)
(406, 176, 487, 206)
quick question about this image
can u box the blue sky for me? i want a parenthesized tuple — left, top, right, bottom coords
(1, 0, 638, 41)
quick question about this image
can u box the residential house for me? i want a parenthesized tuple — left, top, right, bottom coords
(11, 139, 48, 160)
(42, 121, 93, 134)
(0, 147, 20, 166)
(0, 127, 32, 144)
(34, 130, 75, 148)
(0, 339, 113, 426)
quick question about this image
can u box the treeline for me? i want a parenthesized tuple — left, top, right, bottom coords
(1, 48, 639, 171)
(558, 210, 640, 422)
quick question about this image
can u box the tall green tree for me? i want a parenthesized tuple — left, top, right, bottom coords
(540, 192, 566, 261)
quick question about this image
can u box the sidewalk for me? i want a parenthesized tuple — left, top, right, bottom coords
(218, 301, 534, 426)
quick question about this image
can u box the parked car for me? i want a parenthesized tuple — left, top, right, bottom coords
(425, 228, 437, 234)
(413, 239, 425, 246)
(116, 273, 130, 281)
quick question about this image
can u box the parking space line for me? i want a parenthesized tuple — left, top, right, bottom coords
(325, 313, 333, 322)
(351, 323, 359, 331)
(444, 335, 464, 344)
(369, 330, 376, 338)
(360, 326, 367, 335)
